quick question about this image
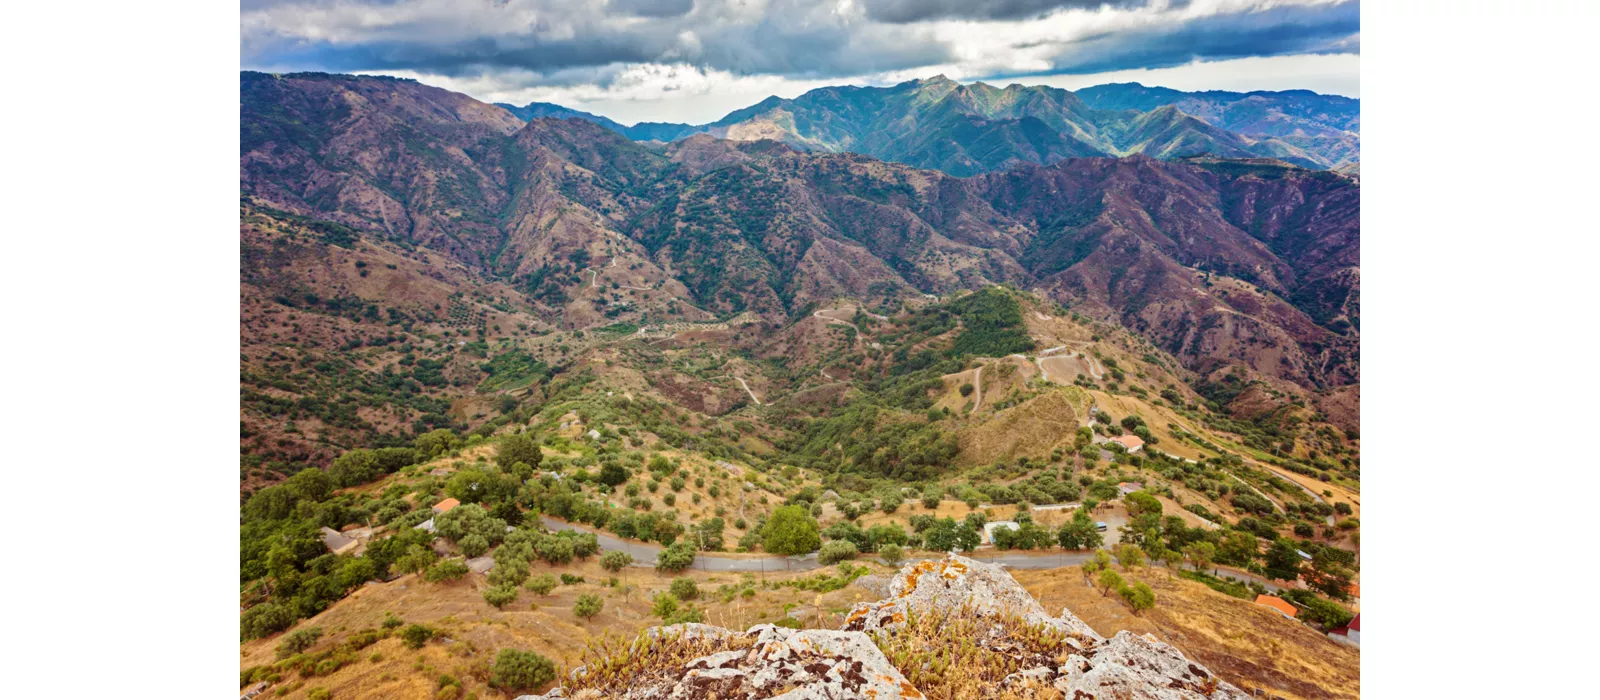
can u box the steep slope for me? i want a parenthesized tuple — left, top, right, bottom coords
(241, 72, 1358, 392)
(1077, 83, 1360, 167)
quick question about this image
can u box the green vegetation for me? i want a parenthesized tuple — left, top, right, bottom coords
(491, 648, 557, 694)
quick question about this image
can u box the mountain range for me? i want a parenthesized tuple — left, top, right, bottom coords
(241, 70, 1359, 395)
(496, 77, 1358, 175)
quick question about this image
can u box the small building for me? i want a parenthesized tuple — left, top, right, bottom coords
(1117, 481, 1144, 496)
(1254, 594, 1298, 619)
(429, 468, 450, 477)
(1296, 549, 1314, 561)
(415, 517, 436, 533)
(319, 526, 359, 556)
(586, 429, 602, 440)
(1110, 434, 1144, 453)
(1328, 613, 1361, 647)
(432, 497, 461, 515)
(982, 521, 1020, 545)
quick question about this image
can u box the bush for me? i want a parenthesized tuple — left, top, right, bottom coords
(459, 534, 490, 558)
(491, 648, 556, 694)
(483, 585, 520, 609)
(817, 540, 859, 565)
(275, 627, 323, 659)
(496, 433, 543, 471)
(1119, 581, 1156, 614)
(401, 624, 434, 649)
(656, 542, 697, 573)
(560, 573, 585, 585)
(425, 560, 470, 583)
(526, 573, 558, 595)
(670, 578, 699, 601)
(878, 543, 905, 567)
(306, 688, 331, 700)
(240, 602, 296, 641)
(600, 550, 633, 572)
(574, 593, 604, 620)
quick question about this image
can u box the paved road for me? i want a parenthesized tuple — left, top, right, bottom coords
(537, 516, 1281, 590)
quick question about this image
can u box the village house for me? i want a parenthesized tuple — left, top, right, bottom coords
(1328, 613, 1361, 647)
(319, 526, 359, 556)
(432, 497, 460, 515)
(1110, 434, 1144, 452)
(1254, 594, 1298, 619)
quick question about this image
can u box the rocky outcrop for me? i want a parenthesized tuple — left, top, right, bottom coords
(523, 554, 1246, 699)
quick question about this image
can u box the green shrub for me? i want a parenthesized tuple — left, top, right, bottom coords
(670, 578, 699, 601)
(560, 573, 585, 585)
(240, 602, 296, 641)
(425, 560, 470, 583)
(401, 624, 434, 649)
(306, 688, 331, 700)
(574, 593, 604, 620)
(490, 648, 556, 694)
(600, 550, 633, 572)
(275, 627, 324, 659)
(655, 542, 696, 572)
(525, 573, 558, 595)
(818, 540, 859, 565)
(483, 584, 519, 609)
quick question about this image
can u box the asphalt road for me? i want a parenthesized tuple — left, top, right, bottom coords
(537, 516, 1282, 590)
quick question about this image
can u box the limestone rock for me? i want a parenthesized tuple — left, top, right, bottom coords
(842, 554, 1101, 640)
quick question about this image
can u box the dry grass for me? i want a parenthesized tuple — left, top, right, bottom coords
(872, 606, 1088, 700)
(1013, 568, 1359, 700)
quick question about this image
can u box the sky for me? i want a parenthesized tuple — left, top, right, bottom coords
(240, 0, 1360, 126)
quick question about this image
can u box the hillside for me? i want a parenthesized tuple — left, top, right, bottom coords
(493, 77, 1356, 175)
(240, 72, 1358, 400)
(1075, 83, 1360, 168)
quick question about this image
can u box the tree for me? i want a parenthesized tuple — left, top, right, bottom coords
(818, 540, 859, 564)
(1097, 569, 1124, 597)
(491, 649, 556, 694)
(1183, 542, 1217, 574)
(240, 602, 296, 641)
(393, 543, 438, 577)
(284, 468, 334, 502)
(921, 487, 941, 509)
(574, 593, 604, 620)
(1113, 544, 1146, 570)
(483, 584, 519, 609)
(1120, 581, 1156, 614)
(656, 541, 697, 573)
(599, 462, 629, 487)
(414, 429, 458, 459)
(459, 533, 490, 558)
(525, 573, 558, 595)
(670, 578, 699, 600)
(762, 505, 821, 556)
(600, 550, 634, 572)
(497, 433, 543, 471)
(1264, 539, 1304, 582)
(878, 543, 905, 567)
(1124, 491, 1162, 518)
(651, 592, 679, 620)
(424, 559, 470, 583)
(1217, 530, 1259, 566)
(1056, 509, 1102, 550)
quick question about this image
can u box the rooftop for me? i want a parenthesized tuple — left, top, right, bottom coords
(1254, 594, 1298, 619)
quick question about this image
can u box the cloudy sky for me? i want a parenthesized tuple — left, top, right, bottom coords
(241, 0, 1359, 125)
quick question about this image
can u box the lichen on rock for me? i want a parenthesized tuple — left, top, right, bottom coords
(527, 554, 1248, 699)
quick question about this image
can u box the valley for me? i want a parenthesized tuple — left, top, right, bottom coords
(239, 71, 1359, 700)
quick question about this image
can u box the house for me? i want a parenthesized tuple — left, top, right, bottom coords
(1117, 481, 1144, 496)
(1109, 434, 1144, 452)
(415, 517, 436, 533)
(319, 526, 359, 556)
(1254, 594, 1298, 619)
(982, 521, 1020, 545)
(1296, 549, 1314, 561)
(429, 468, 450, 477)
(432, 497, 460, 515)
(1328, 613, 1361, 647)
(586, 429, 602, 440)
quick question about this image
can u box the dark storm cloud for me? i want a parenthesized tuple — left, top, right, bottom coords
(1041, 1, 1360, 75)
(240, 0, 1358, 85)
(609, 0, 695, 18)
(860, 0, 1160, 24)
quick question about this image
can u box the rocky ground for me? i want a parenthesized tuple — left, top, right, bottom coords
(519, 554, 1248, 699)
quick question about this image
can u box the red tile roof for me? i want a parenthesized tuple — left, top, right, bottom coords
(433, 497, 461, 513)
(1111, 434, 1144, 449)
(1255, 595, 1297, 619)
